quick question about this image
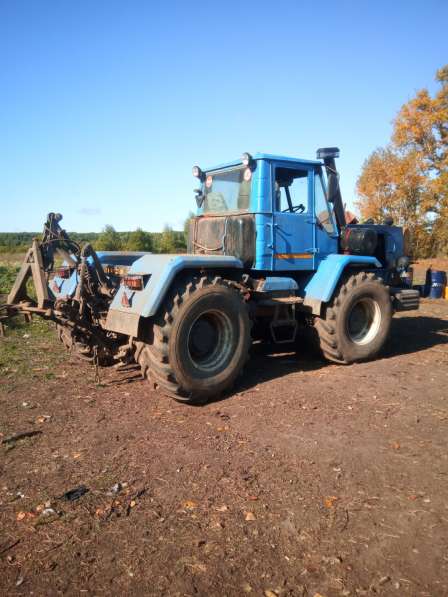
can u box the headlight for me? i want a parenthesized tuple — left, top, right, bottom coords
(241, 152, 252, 167)
(192, 165, 204, 180)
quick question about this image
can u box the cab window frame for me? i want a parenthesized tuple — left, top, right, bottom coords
(272, 163, 312, 215)
(314, 167, 338, 237)
(202, 164, 252, 215)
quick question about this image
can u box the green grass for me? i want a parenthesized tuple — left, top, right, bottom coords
(0, 256, 67, 391)
(0, 316, 66, 391)
(0, 258, 38, 304)
(0, 265, 20, 296)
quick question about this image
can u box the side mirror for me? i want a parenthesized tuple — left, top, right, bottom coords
(194, 189, 204, 208)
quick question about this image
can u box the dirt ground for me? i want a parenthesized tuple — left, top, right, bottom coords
(1, 299, 447, 597)
(412, 258, 448, 286)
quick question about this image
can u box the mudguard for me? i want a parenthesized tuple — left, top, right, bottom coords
(303, 254, 382, 314)
(105, 254, 243, 336)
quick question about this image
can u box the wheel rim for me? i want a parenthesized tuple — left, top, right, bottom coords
(187, 310, 234, 373)
(346, 297, 382, 345)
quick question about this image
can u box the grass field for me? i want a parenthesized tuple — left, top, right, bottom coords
(0, 252, 25, 266)
(0, 255, 58, 391)
(0, 265, 19, 297)
(0, 253, 23, 301)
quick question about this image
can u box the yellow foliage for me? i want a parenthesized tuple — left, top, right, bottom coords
(356, 64, 448, 257)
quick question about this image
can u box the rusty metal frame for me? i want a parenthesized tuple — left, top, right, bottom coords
(7, 240, 52, 309)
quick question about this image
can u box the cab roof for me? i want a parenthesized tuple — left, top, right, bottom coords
(204, 153, 322, 172)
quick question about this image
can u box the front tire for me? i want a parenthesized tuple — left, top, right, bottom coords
(135, 276, 251, 403)
(314, 271, 392, 364)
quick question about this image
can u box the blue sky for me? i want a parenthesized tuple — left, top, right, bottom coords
(1, 0, 447, 232)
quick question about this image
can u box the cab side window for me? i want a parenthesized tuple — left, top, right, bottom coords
(275, 168, 308, 213)
(315, 172, 335, 234)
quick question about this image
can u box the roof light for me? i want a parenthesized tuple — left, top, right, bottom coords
(241, 152, 253, 167)
(192, 165, 204, 180)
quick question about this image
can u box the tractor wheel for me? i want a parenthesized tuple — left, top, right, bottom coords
(56, 324, 114, 366)
(314, 271, 392, 364)
(135, 276, 251, 404)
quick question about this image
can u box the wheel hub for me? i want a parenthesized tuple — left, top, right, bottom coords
(347, 297, 382, 345)
(188, 317, 219, 359)
(187, 310, 234, 373)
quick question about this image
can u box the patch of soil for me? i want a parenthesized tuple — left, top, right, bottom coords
(1, 300, 447, 596)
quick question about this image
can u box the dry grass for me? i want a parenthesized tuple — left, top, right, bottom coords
(0, 252, 25, 266)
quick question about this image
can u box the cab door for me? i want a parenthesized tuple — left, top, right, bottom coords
(272, 164, 315, 271)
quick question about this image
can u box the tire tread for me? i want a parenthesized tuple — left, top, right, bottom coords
(314, 270, 389, 364)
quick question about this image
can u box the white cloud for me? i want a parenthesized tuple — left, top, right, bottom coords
(78, 208, 102, 216)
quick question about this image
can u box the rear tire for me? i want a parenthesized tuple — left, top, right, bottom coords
(314, 271, 392, 364)
(135, 276, 251, 404)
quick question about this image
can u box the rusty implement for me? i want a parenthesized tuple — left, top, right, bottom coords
(7, 240, 52, 310)
(3, 213, 83, 324)
(1, 238, 55, 338)
(1, 214, 121, 371)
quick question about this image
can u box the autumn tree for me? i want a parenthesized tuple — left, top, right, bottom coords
(356, 148, 433, 256)
(356, 65, 448, 257)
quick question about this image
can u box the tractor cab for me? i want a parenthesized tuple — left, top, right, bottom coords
(188, 151, 340, 272)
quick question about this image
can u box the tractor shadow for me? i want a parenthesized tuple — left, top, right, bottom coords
(220, 343, 327, 402)
(222, 315, 448, 402)
(106, 315, 448, 401)
(382, 315, 448, 358)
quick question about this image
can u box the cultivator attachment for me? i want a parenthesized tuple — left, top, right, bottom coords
(7, 240, 52, 309)
(1, 214, 120, 365)
(4, 214, 79, 315)
(0, 238, 54, 335)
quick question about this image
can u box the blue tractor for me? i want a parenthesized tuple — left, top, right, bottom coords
(4, 148, 419, 403)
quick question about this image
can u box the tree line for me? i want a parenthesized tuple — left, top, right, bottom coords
(356, 64, 448, 258)
(0, 224, 188, 254)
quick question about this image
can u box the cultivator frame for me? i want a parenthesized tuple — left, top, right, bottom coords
(0, 237, 55, 336)
(0, 215, 118, 359)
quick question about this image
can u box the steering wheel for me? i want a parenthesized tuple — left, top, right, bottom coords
(282, 204, 305, 214)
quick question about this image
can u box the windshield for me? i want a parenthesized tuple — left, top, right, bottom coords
(203, 166, 251, 213)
